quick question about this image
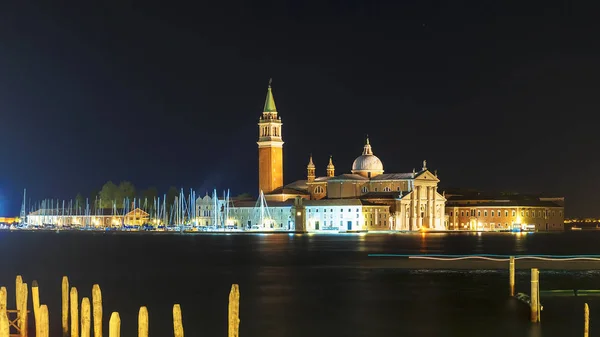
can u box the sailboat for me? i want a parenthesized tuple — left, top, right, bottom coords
(251, 190, 274, 230)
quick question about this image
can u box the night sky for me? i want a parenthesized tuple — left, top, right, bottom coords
(0, 1, 597, 216)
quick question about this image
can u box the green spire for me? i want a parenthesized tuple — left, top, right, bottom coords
(263, 78, 277, 113)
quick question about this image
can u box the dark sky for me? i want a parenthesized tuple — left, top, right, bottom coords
(0, 1, 597, 216)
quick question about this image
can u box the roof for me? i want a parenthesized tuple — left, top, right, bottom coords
(303, 199, 363, 206)
(281, 180, 310, 192)
(29, 208, 116, 216)
(328, 173, 369, 181)
(263, 83, 277, 112)
(231, 199, 294, 208)
(447, 200, 563, 208)
(371, 173, 414, 180)
(446, 194, 563, 202)
(267, 185, 310, 195)
(359, 191, 406, 199)
(302, 199, 390, 208)
(328, 172, 420, 181)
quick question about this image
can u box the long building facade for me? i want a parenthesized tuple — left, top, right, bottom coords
(444, 192, 565, 231)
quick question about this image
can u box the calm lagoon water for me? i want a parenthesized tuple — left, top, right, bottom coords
(0, 231, 598, 337)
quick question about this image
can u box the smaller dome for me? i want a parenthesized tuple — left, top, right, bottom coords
(351, 138, 384, 178)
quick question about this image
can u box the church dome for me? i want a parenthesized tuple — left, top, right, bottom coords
(351, 138, 384, 178)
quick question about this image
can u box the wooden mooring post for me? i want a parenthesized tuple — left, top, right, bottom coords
(62, 277, 69, 337)
(228, 284, 240, 337)
(92, 285, 102, 337)
(138, 307, 148, 337)
(584, 303, 589, 337)
(173, 304, 183, 337)
(108, 313, 120, 337)
(509, 256, 515, 297)
(530, 268, 540, 323)
(2, 275, 243, 337)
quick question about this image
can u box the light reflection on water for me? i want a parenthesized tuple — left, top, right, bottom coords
(0, 231, 597, 337)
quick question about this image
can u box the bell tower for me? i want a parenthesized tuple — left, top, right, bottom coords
(257, 79, 284, 194)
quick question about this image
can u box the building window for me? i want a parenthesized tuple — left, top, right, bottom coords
(460, 211, 464, 216)
(559, 211, 562, 217)
(383, 187, 391, 192)
(505, 210, 508, 217)
(315, 186, 324, 194)
(356, 208, 359, 212)
(397, 187, 401, 191)
(374, 188, 378, 192)
(512, 210, 516, 217)
(450, 212, 453, 216)
(477, 211, 481, 217)
(521, 211, 524, 217)
(491, 210, 494, 217)
(361, 186, 368, 193)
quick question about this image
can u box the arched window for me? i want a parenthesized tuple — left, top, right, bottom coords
(383, 187, 391, 192)
(315, 186, 324, 194)
(361, 186, 368, 193)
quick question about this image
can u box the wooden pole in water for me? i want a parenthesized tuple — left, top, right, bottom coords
(509, 256, 515, 297)
(584, 303, 589, 337)
(138, 307, 148, 337)
(81, 298, 91, 337)
(228, 284, 240, 337)
(19, 283, 28, 337)
(0, 287, 6, 313)
(32, 281, 40, 337)
(530, 268, 540, 323)
(173, 304, 183, 337)
(0, 287, 7, 337)
(15, 276, 22, 330)
(92, 285, 102, 337)
(39, 305, 49, 337)
(108, 313, 120, 337)
(62, 277, 69, 337)
(71, 287, 79, 337)
(0, 301, 8, 337)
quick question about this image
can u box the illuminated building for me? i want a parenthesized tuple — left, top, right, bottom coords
(223, 81, 447, 232)
(444, 192, 564, 231)
(27, 208, 149, 228)
(0, 217, 19, 225)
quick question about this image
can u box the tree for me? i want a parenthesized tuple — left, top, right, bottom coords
(118, 181, 136, 202)
(141, 187, 158, 213)
(99, 181, 119, 208)
(75, 193, 85, 213)
(141, 186, 158, 201)
(166, 186, 179, 214)
(89, 189, 99, 204)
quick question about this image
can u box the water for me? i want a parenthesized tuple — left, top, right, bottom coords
(0, 231, 598, 336)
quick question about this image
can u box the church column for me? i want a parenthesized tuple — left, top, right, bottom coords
(432, 187, 438, 229)
(428, 187, 433, 228)
(416, 186, 422, 229)
(410, 189, 416, 231)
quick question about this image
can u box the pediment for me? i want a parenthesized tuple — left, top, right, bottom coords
(414, 170, 439, 182)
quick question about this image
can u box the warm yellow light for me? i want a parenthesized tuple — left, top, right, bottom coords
(296, 212, 301, 216)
